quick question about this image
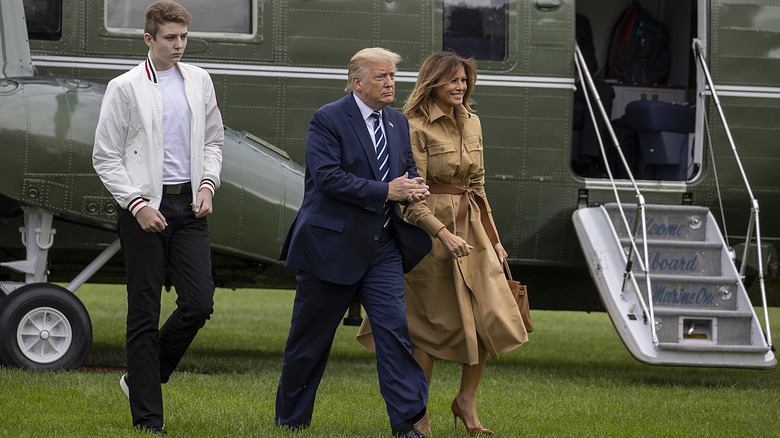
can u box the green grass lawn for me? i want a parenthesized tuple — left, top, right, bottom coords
(1, 284, 778, 437)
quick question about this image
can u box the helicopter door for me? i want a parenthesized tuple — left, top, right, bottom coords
(436, 0, 578, 266)
(572, 0, 698, 182)
(438, 0, 574, 186)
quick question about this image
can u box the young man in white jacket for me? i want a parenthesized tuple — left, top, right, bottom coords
(92, 1, 223, 434)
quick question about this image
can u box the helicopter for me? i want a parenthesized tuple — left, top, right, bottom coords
(0, 0, 777, 370)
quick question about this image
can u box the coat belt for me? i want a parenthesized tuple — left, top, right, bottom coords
(428, 181, 499, 245)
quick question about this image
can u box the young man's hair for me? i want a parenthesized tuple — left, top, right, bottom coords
(345, 47, 402, 93)
(144, 1, 192, 39)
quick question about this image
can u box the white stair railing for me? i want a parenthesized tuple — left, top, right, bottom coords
(692, 38, 772, 349)
(574, 44, 657, 345)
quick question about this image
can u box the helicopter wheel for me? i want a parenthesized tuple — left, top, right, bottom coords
(0, 283, 92, 370)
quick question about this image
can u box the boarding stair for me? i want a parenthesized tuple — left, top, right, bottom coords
(569, 40, 774, 369)
(573, 203, 775, 369)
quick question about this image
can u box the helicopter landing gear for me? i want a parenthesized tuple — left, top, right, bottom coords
(0, 207, 96, 370)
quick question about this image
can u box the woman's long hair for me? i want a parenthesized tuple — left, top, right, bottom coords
(403, 51, 477, 120)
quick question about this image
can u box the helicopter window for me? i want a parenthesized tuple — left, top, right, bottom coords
(105, 0, 253, 36)
(443, 0, 508, 61)
(24, 0, 62, 41)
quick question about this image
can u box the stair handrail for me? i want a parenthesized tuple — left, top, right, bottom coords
(692, 38, 771, 348)
(574, 44, 658, 345)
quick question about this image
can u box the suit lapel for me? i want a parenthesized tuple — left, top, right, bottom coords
(346, 94, 382, 180)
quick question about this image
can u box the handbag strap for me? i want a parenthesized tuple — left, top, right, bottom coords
(502, 258, 515, 282)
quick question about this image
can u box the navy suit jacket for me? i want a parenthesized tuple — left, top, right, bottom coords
(280, 94, 431, 285)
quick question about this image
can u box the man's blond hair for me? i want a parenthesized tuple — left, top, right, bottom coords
(345, 47, 402, 92)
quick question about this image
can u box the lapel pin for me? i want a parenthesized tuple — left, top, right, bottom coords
(389, 121, 394, 128)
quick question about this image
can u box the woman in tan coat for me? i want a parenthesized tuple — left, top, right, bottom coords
(358, 51, 527, 435)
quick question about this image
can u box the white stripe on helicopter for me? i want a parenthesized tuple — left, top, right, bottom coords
(32, 55, 576, 89)
(32, 55, 780, 97)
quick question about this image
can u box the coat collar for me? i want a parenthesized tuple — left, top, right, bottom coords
(347, 93, 394, 182)
(426, 100, 471, 123)
(143, 52, 186, 84)
(353, 92, 381, 121)
(144, 52, 159, 83)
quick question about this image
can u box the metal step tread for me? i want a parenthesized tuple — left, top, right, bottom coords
(604, 203, 710, 214)
(658, 342, 770, 353)
(653, 307, 754, 318)
(618, 238, 722, 248)
(634, 273, 739, 284)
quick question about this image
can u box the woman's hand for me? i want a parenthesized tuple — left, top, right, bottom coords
(493, 242, 508, 263)
(436, 227, 473, 258)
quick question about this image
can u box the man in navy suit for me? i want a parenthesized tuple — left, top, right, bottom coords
(276, 47, 432, 437)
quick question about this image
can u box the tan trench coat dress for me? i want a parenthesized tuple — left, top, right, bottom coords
(357, 102, 527, 365)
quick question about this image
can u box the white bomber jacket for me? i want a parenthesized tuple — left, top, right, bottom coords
(93, 53, 224, 216)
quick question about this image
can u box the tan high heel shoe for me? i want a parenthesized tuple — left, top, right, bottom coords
(450, 398, 493, 435)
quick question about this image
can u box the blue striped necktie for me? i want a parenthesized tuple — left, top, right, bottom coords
(371, 111, 391, 228)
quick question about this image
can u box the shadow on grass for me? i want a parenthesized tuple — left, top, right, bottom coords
(490, 355, 780, 390)
(85, 343, 381, 375)
(88, 335, 778, 391)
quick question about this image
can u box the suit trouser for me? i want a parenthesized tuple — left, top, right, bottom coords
(117, 190, 215, 428)
(275, 230, 428, 429)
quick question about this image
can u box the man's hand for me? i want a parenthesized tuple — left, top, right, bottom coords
(193, 189, 214, 218)
(387, 172, 430, 202)
(136, 206, 167, 232)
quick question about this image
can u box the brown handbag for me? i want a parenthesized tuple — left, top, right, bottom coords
(503, 259, 533, 332)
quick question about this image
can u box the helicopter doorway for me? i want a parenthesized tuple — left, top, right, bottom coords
(571, 0, 699, 182)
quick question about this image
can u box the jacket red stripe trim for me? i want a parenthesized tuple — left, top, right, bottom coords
(128, 197, 148, 214)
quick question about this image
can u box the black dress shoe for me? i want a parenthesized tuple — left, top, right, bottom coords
(136, 425, 166, 435)
(393, 428, 426, 438)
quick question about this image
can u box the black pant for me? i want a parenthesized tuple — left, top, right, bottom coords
(117, 190, 214, 428)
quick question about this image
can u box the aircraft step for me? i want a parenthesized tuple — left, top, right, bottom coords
(653, 307, 753, 318)
(658, 343, 770, 353)
(618, 238, 721, 248)
(633, 273, 740, 311)
(618, 238, 723, 277)
(573, 203, 775, 369)
(634, 273, 735, 283)
(652, 306, 754, 346)
(606, 204, 710, 242)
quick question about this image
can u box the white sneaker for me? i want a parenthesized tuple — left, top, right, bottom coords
(120, 373, 130, 399)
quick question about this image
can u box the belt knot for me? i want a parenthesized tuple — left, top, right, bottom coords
(427, 180, 499, 245)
